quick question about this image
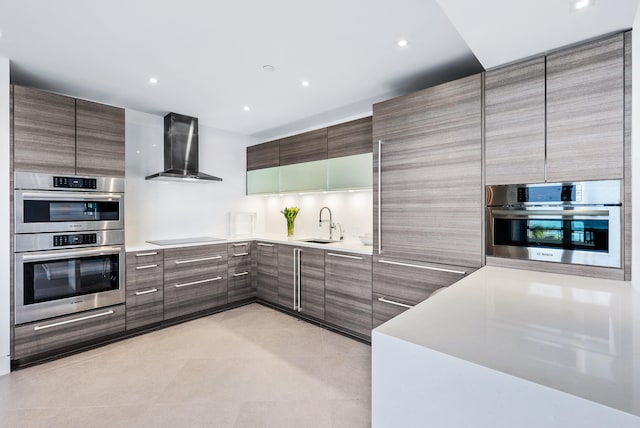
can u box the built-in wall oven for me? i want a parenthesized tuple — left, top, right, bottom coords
(14, 172, 125, 325)
(486, 180, 621, 268)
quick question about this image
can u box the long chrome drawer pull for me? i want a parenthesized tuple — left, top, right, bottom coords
(233, 252, 249, 257)
(327, 252, 363, 260)
(257, 243, 274, 247)
(34, 310, 115, 331)
(175, 277, 222, 288)
(232, 243, 250, 247)
(135, 252, 158, 257)
(135, 288, 158, 296)
(233, 271, 250, 277)
(136, 264, 158, 270)
(491, 209, 609, 217)
(378, 297, 413, 309)
(175, 255, 222, 264)
(377, 259, 466, 275)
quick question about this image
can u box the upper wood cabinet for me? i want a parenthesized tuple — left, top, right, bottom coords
(76, 100, 125, 177)
(12, 86, 126, 177)
(546, 33, 624, 182)
(373, 74, 483, 268)
(327, 116, 372, 158)
(13, 86, 76, 175)
(279, 128, 328, 166)
(247, 140, 279, 170)
(485, 57, 546, 185)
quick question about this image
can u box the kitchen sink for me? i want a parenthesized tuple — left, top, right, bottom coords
(297, 238, 340, 244)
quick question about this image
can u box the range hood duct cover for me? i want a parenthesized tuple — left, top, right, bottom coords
(145, 112, 223, 182)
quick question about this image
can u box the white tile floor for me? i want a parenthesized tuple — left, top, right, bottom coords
(0, 304, 372, 427)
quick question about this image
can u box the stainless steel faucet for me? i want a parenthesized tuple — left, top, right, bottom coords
(319, 206, 343, 240)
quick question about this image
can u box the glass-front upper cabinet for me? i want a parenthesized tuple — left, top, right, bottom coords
(246, 167, 279, 195)
(279, 159, 327, 193)
(327, 153, 372, 191)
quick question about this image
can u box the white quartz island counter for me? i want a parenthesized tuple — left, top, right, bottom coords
(372, 266, 640, 428)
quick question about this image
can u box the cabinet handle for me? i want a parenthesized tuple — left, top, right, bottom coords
(135, 288, 158, 296)
(33, 310, 115, 331)
(377, 139, 382, 254)
(378, 297, 413, 310)
(175, 276, 222, 288)
(135, 252, 158, 257)
(327, 252, 363, 260)
(175, 255, 222, 264)
(296, 248, 302, 312)
(135, 264, 158, 270)
(292, 248, 297, 311)
(232, 242, 250, 247)
(258, 243, 274, 247)
(377, 259, 466, 275)
(233, 252, 249, 257)
(233, 271, 250, 277)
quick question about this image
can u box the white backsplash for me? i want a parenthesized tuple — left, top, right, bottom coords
(258, 190, 373, 241)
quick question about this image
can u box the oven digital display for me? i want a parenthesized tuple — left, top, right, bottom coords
(517, 185, 576, 203)
(53, 176, 97, 189)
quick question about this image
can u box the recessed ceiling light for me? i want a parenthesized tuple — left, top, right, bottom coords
(301, 81, 310, 87)
(263, 65, 275, 72)
(243, 106, 251, 112)
(149, 77, 158, 85)
(572, 0, 592, 10)
(397, 39, 408, 48)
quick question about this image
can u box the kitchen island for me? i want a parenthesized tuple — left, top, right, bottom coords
(372, 266, 640, 427)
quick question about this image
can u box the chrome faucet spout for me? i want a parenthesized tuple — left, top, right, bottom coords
(319, 206, 333, 239)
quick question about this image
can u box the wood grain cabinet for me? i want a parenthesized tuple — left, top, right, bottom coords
(256, 242, 279, 304)
(325, 251, 372, 337)
(278, 245, 325, 320)
(13, 85, 76, 175)
(546, 33, 624, 182)
(76, 99, 126, 177)
(373, 74, 483, 268)
(125, 250, 164, 330)
(278, 128, 328, 166)
(13, 305, 125, 359)
(327, 116, 372, 158)
(12, 85, 126, 177)
(227, 242, 255, 303)
(163, 244, 228, 320)
(247, 140, 279, 170)
(372, 256, 473, 328)
(485, 57, 546, 185)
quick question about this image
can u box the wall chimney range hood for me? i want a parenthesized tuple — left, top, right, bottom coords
(145, 113, 223, 182)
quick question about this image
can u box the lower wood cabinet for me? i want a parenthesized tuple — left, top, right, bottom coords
(256, 242, 279, 304)
(325, 251, 372, 337)
(163, 244, 228, 320)
(228, 242, 255, 302)
(278, 245, 325, 319)
(125, 250, 164, 330)
(372, 256, 474, 328)
(13, 305, 125, 359)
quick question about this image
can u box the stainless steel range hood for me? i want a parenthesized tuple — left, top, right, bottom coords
(145, 113, 223, 182)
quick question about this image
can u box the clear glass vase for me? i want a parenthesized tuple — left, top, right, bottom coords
(286, 218, 295, 236)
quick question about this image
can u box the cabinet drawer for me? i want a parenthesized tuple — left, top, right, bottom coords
(126, 261, 163, 292)
(373, 256, 471, 304)
(14, 305, 125, 359)
(127, 249, 163, 266)
(164, 244, 228, 284)
(228, 269, 255, 303)
(126, 287, 163, 330)
(372, 293, 414, 328)
(228, 252, 252, 270)
(228, 241, 252, 256)
(164, 274, 227, 320)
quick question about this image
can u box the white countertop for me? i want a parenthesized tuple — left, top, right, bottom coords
(126, 233, 373, 255)
(375, 266, 640, 418)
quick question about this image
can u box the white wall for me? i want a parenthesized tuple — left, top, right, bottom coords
(258, 191, 373, 240)
(125, 110, 263, 244)
(0, 57, 10, 376)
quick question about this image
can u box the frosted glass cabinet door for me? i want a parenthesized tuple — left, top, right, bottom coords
(246, 167, 279, 195)
(327, 153, 372, 191)
(279, 159, 327, 193)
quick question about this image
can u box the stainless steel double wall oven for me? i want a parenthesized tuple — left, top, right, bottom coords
(14, 172, 125, 324)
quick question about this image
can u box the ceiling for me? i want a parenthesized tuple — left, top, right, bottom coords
(0, 1, 637, 140)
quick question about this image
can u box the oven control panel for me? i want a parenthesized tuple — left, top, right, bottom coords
(516, 184, 582, 203)
(53, 233, 98, 247)
(53, 176, 97, 189)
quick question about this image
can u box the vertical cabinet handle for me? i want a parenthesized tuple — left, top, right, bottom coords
(292, 247, 297, 311)
(297, 248, 302, 312)
(378, 139, 382, 254)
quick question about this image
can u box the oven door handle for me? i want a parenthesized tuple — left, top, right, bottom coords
(490, 209, 610, 218)
(19, 191, 122, 201)
(20, 246, 123, 262)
